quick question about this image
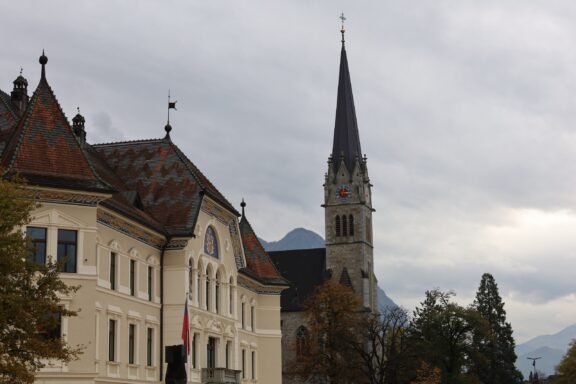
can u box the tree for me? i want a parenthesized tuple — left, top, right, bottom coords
(291, 280, 367, 384)
(551, 340, 576, 384)
(352, 306, 417, 384)
(471, 273, 523, 384)
(409, 289, 488, 384)
(0, 174, 81, 384)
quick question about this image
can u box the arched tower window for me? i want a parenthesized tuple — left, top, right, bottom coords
(296, 326, 310, 357)
(335, 216, 341, 237)
(204, 226, 219, 259)
(349, 215, 354, 236)
(342, 215, 348, 237)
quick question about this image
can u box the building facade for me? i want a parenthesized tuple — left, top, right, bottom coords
(269, 28, 378, 384)
(0, 52, 288, 384)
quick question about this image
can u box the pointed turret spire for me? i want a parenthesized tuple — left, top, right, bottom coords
(331, 17, 362, 172)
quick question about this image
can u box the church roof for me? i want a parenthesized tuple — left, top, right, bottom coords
(269, 248, 327, 311)
(0, 53, 113, 193)
(238, 207, 290, 286)
(331, 38, 362, 172)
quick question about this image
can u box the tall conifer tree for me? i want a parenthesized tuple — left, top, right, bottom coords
(472, 273, 523, 384)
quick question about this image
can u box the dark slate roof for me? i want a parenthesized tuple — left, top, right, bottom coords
(94, 138, 238, 237)
(0, 89, 18, 133)
(238, 213, 290, 286)
(269, 248, 327, 311)
(0, 68, 112, 193)
(331, 41, 362, 172)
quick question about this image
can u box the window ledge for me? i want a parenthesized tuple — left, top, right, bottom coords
(127, 363, 140, 368)
(106, 361, 120, 366)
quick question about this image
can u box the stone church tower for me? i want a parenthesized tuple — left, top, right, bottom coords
(323, 25, 377, 311)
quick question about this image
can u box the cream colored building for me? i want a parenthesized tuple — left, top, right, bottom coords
(0, 52, 288, 384)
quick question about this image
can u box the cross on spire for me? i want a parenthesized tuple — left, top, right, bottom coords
(340, 12, 346, 45)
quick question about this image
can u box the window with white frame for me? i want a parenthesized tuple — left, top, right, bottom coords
(110, 252, 117, 290)
(128, 323, 136, 364)
(108, 319, 117, 362)
(129, 259, 136, 296)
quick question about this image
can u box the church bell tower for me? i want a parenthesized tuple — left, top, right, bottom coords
(324, 19, 376, 311)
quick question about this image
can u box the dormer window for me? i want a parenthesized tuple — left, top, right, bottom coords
(204, 226, 219, 259)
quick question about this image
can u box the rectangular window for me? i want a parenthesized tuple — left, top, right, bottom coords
(192, 333, 197, 369)
(242, 349, 246, 379)
(146, 328, 153, 366)
(57, 229, 77, 273)
(110, 252, 116, 290)
(251, 351, 256, 379)
(241, 302, 245, 329)
(148, 266, 153, 301)
(251, 306, 255, 330)
(225, 341, 230, 369)
(38, 311, 61, 340)
(129, 259, 136, 296)
(108, 319, 116, 362)
(128, 323, 135, 364)
(207, 337, 216, 369)
(27, 227, 47, 265)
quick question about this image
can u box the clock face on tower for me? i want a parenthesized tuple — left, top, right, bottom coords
(336, 184, 352, 202)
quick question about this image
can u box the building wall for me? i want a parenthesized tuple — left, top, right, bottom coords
(32, 196, 283, 384)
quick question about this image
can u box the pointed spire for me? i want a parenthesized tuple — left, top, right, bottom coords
(39, 50, 48, 81)
(331, 18, 362, 173)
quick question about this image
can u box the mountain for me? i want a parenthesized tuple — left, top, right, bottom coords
(259, 228, 324, 252)
(377, 285, 397, 312)
(515, 323, 576, 379)
(516, 323, 576, 356)
(516, 346, 565, 379)
(261, 228, 397, 312)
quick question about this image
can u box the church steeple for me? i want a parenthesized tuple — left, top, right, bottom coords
(323, 19, 376, 311)
(331, 19, 362, 173)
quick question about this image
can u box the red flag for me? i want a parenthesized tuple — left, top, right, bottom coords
(182, 296, 190, 355)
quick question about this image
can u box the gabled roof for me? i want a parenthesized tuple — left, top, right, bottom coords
(238, 209, 290, 286)
(331, 38, 362, 172)
(1, 56, 112, 193)
(268, 248, 327, 311)
(94, 137, 238, 236)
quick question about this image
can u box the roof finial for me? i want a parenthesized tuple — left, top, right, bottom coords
(241, 198, 246, 217)
(20, 67, 23, 76)
(340, 12, 346, 46)
(165, 89, 177, 139)
(39, 49, 48, 80)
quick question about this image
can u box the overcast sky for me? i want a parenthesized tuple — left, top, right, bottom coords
(3, 0, 576, 343)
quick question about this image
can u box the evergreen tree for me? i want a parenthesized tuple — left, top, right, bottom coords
(0, 174, 81, 383)
(471, 273, 523, 384)
(409, 289, 487, 384)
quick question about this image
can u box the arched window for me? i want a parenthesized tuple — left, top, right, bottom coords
(204, 226, 219, 259)
(215, 272, 221, 314)
(349, 215, 354, 236)
(335, 216, 341, 237)
(296, 326, 310, 357)
(342, 215, 348, 237)
(189, 259, 194, 301)
(229, 277, 234, 315)
(206, 275, 211, 311)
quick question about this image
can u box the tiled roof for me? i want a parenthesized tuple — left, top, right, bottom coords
(268, 248, 327, 311)
(0, 90, 18, 133)
(239, 214, 290, 286)
(0, 76, 112, 193)
(94, 138, 237, 236)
